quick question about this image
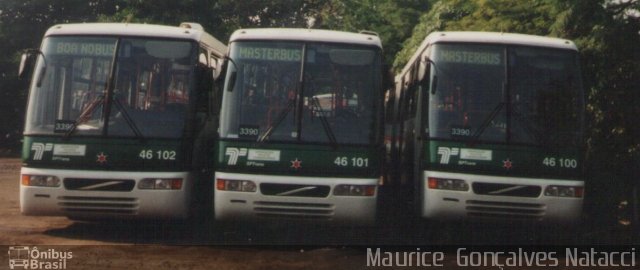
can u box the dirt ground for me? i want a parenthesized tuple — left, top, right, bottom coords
(1, 158, 638, 269)
(0, 158, 371, 269)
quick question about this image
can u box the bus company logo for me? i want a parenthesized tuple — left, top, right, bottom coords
(31, 143, 53, 160)
(437, 147, 459, 164)
(7, 246, 73, 269)
(225, 147, 248, 165)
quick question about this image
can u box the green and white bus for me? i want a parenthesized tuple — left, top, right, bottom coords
(215, 28, 385, 224)
(387, 32, 585, 223)
(19, 22, 226, 219)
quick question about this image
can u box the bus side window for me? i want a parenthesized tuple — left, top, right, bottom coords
(407, 83, 418, 119)
(398, 75, 406, 119)
(402, 82, 415, 120)
(384, 89, 395, 122)
(199, 48, 208, 66)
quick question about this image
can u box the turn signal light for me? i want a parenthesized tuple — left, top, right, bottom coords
(216, 179, 257, 192)
(333, 184, 376, 196)
(427, 177, 469, 191)
(138, 178, 183, 190)
(21, 174, 61, 187)
(544, 185, 584, 198)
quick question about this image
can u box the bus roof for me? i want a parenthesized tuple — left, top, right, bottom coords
(398, 31, 578, 81)
(43, 22, 226, 53)
(229, 28, 382, 48)
(425, 31, 577, 50)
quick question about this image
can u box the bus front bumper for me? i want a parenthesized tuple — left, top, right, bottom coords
(214, 172, 378, 225)
(421, 171, 584, 224)
(20, 167, 193, 220)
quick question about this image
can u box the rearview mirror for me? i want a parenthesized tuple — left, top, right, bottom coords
(18, 51, 37, 80)
(224, 56, 239, 92)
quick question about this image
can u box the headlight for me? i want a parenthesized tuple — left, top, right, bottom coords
(544, 185, 583, 198)
(138, 178, 183, 190)
(216, 179, 256, 192)
(21, 175, 60, 187)
(333, 184, 376, 196)
(427, 177, 469, 191)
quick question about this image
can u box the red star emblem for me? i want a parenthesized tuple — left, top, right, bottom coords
(503, 158, 513, 169)
(290, 158, 302, 170)
(97, 152, 108, 164)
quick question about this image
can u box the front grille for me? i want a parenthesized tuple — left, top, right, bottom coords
(253, 201, 334, 220)
(472, 182, 541, 197)
(58, 196, 138, 215)
(64, 178, 136, 192)
(260, 183, 330, 198)
(466, 200, 545, 220)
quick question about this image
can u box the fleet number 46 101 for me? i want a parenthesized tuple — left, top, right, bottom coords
(334, 157, 369, 167)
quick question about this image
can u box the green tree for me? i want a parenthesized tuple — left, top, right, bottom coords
(311, 0, 430, 64)
(556, 0, 640, 225)
(101, 0, 323, 41)
(394, 0, 561, 70)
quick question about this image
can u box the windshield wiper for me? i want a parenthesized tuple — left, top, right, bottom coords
(468, 102, 553, 147)
(257, 98, 296, 142)
(310, 96, 338, 147)
(64, 94, 105, 138)
(510, 105, 551, 147)
(64, 94, 144, 140)
(469, 102, 505, 144)
(111, 96, 144, 140)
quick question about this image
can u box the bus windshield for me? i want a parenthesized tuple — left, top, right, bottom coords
(24, 36, 196, 138)
(428, 43, 584, 147)
(220, 41, 381, 145)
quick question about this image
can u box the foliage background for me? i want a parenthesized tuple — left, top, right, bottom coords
(0, 0, 638, 222)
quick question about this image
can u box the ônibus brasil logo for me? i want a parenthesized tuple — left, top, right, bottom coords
(8, 246, 73, 269)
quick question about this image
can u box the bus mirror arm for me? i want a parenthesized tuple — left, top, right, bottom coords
(423, 57, 437, 95)
(36, 66, 47, 87)
(227, 71, 237, 92)
(430, 75, 438, 95)
(224, 56, 239, 92)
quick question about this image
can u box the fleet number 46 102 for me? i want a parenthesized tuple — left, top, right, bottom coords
(139, 150, 176, 160)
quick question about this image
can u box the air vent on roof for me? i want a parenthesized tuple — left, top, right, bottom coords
(179, 22, 203, 30)
(359, 30, 379, 36)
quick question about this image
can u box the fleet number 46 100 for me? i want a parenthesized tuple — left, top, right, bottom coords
(542, 157, 577, 168)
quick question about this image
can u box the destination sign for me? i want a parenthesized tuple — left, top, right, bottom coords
(238, 47, 302, 62)
(438, 50, 501, 65)
(51, 41, 115, 57)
